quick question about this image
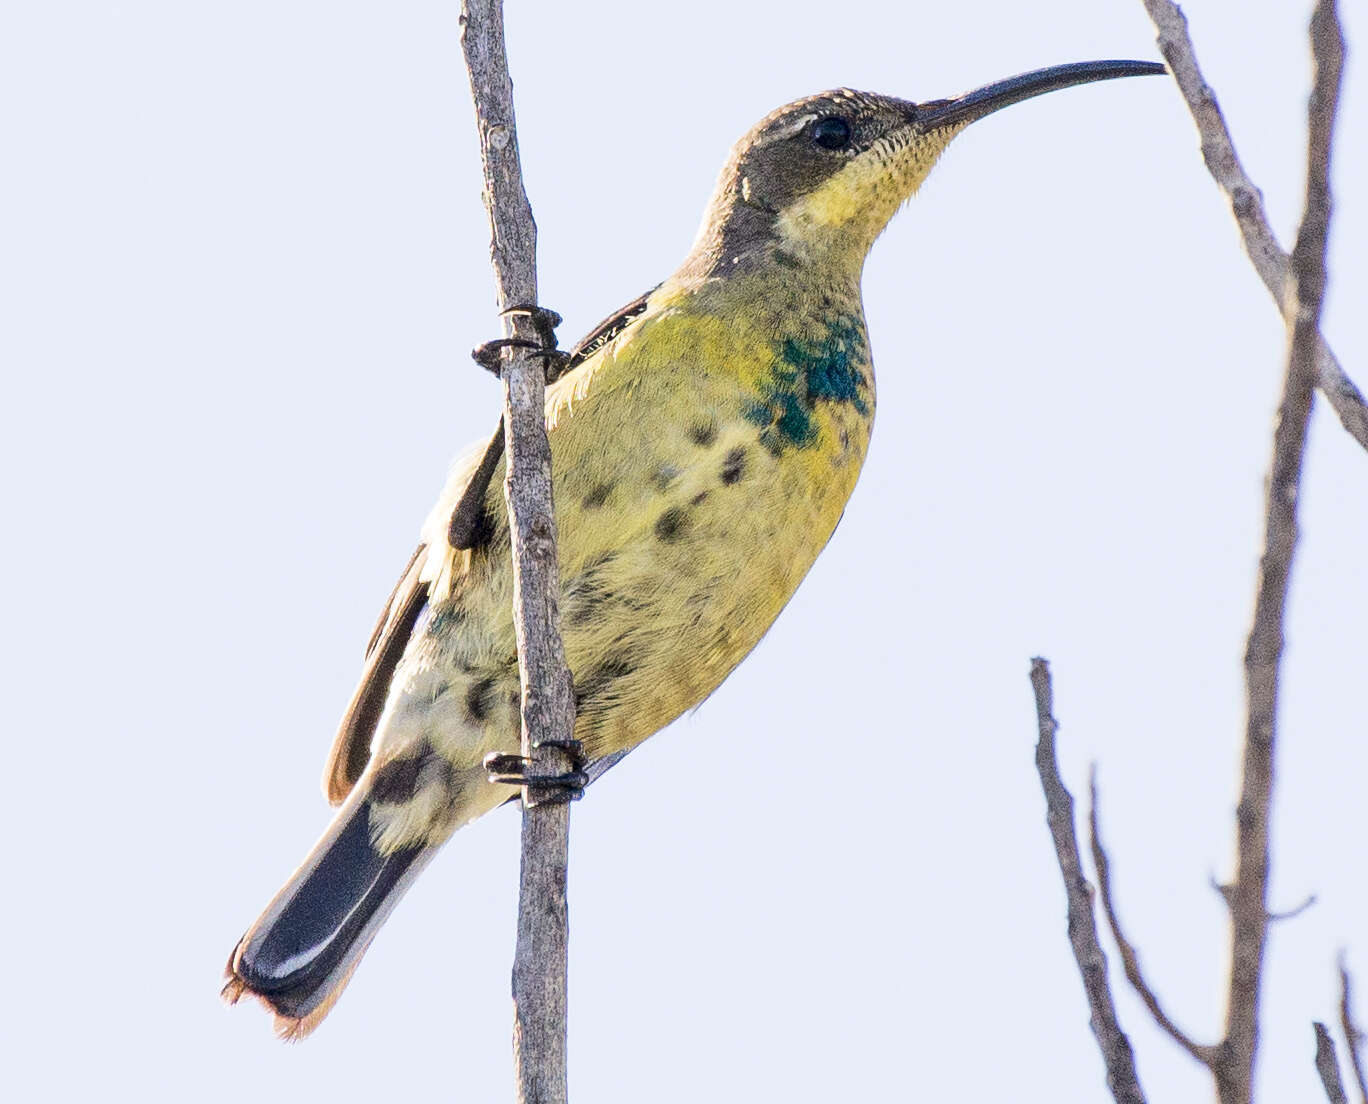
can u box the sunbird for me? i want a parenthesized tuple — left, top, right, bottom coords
(225, 59, 1163, 1036)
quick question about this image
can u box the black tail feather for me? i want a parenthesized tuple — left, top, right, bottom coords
(227, 800, 426, 1029)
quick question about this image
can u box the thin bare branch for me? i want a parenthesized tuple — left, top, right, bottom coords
(1340, 960, 1368, 1104)
(459, 3, 577, 1102)
(1087, 770, 1216, 1067)
(1269, 894, 1318, 922)
(1029, 659, 1147, 1104)
(1138, 0, 1367, 453)
(1317, 1023, 1351, 1104)
(1208, 875, 1318, 922)
(1219, 4, 1344, 1101)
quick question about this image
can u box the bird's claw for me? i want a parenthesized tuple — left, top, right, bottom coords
(501, 303, 562, 343)
(484, 737, 588, 807)
(471, 304, 570, 380)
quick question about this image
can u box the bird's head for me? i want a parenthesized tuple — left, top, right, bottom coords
(685, 60, 1164, 278)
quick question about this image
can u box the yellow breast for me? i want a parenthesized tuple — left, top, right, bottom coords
(371, 273, 875, 848)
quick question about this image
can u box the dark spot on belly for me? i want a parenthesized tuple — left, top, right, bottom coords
(466, 675, 499, 723)
(370, 754, 423, 805)
(720, 447, 747, 485)
(566, 578, 609, 625)
(372, 746, 460, 805)
(691, 491, 708, 506)
(652, 464, 681, 492)
(655, 506, 688, 542)
(582, 481, 614, 509)
(565, 552, 621, 626)
(573, 651, 639, 711)
(689, 421, 718, 447)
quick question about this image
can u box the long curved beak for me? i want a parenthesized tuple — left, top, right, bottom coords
(917, 59, 1166, 130)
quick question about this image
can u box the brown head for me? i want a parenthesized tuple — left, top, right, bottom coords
(683, 60, 1164, 278)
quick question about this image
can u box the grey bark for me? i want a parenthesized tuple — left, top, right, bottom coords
(1220, 4, 1342, 1100)
(1138, 0, 1367, 454)
(1317, 1023, 1351, 1104)
(1339, 961, 1368, 1104)
(1029, 659, 1148, 1104)
(1042, 6, 1347, 1100)
(459, 3, 577, 1102)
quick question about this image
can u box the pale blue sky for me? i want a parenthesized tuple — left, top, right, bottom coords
(3, 1, 1365, 1100)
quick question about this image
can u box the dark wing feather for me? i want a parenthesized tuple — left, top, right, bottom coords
(447, 427, 504, 550)
(363, 544, 424, 659)
(324, 547, 430, 804)
(559, 286, 655, 375)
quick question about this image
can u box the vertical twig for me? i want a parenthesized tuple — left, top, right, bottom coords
(459, 3, 576, 1102)
(1340, 961, 1368, 1104)
(1029, 659, 1149, 1104)
(1221, 3, 1343, 1101)
(1317, 1023, 1351, 1104)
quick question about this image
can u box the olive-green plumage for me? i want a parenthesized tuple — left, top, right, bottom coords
(225, 60, 1163, 1037)
(364, 258, 882, 852)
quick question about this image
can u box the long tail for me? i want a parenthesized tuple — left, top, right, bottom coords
(222, 792, 438, 1039)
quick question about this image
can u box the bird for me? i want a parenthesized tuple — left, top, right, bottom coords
(224, 58, 1164, 1037)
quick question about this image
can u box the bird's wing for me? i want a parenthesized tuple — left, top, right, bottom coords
(322, 429, 494, 804)
(324, 544, 431, 804)
(321, 287, 658, 805)
(559, 286, 654, 373)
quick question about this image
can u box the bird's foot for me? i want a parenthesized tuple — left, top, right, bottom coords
(484, 737, 588, 807)
(472, 304, 570, 380)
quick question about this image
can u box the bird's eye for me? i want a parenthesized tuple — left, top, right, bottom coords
(810, 116, 853, 151)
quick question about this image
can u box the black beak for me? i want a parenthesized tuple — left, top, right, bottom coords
(916, 59, 1166, 130)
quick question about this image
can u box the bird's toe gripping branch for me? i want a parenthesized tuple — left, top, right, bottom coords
(484, 737, 589, 807)
(472, 304, 570, 380)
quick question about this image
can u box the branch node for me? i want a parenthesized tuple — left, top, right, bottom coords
(1268, 894, 1318, 923)
(1138, 0, 1368, 454)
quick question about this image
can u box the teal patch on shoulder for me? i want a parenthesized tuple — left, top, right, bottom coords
(771, 391, 817, 450)
(742, 400, 774, 428)
(744, 314, 870, 454)
(783, 315, 869, 416)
